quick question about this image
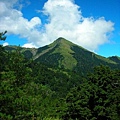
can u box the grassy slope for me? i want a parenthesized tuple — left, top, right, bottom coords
(4, 38, 120, 74)
(48, 37, 77, 70)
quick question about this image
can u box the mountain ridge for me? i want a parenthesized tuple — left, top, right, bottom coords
(5, 37, 120, 74)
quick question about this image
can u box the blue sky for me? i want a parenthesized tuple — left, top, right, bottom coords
(0, 0, 120, 57)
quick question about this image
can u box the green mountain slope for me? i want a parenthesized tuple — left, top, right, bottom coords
(5, 37, 120, 74)
(34, 37, 78, 70)
(108, 56, 120, 64)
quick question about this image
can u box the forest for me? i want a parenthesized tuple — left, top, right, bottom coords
(0, 32, 120, 120)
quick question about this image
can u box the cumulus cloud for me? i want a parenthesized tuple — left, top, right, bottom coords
(3, 42, 9, 46)
(0, 0, 41, 47)
(22, 43, 36, 48)
(0, 0, 114, 51)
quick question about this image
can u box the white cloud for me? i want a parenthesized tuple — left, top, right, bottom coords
(0, 0, 41, 45)
(0, 0, 114, 51)
(22, 43, 37, 48)
(3, 42, 9, 46)
(41, 0, 114, 51)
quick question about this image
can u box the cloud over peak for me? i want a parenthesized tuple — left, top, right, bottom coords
(0, 0, 114, 51)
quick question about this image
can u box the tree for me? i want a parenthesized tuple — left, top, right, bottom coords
(0, 46, 57, 119)
(62, 66, 120, 120)
(0, 31, 7, 41)
(0, 31, 8, 72)
(6, 48, 33, 87)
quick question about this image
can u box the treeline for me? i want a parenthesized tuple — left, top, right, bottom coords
(0, 33, 120, 120)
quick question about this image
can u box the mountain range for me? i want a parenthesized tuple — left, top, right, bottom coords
(5, 37, 120, 75)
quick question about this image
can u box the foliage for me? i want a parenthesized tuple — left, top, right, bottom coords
(0, 31, 8, 72)
(61, 66, 120, 120)
(0, 35, 120, 119)
(0, 31, 7, 41)
(0, 45, 57, 119)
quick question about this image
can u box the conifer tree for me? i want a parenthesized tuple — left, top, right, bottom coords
(62, 66, 120, 120)
(0, 31, 7, 41)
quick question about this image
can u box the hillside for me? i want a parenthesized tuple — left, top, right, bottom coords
(5, 37, 120, 74)
(108, 56, 120, 64)
(1, 36, 120, 120)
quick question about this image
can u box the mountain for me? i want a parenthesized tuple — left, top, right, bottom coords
(108, 56, 120, 64)
(5, 37, 120, 74)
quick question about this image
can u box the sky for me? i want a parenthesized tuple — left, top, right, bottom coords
(0, 0, 120, 57)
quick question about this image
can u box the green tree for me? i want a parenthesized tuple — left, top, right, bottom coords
(62, 66, 120, 120)
(0, 31, 7, 41)
(0, 31, 8, 72)
(0, 47, 58, 119)
(6, 48, 32, 86)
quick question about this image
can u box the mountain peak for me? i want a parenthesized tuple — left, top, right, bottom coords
(56, 37, 66, 41)
(52, 37, 74, 47)
(55, 37, 68, 43)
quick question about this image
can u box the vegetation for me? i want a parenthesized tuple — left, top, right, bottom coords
(0, 31, 7, 41)
(61, 66, 120, 120)
(5, 37, 120, 75)
(0, 33, 120, 119)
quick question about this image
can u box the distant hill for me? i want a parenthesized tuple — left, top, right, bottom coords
(108, 56, 120, 64)
(5, 37, 120, 75)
